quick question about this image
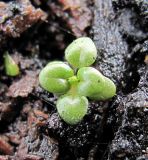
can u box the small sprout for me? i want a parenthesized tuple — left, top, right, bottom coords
(39, 61, 74, 94)
(39, 37, 116, 125)
(57, 95, 88, 125)
(77, 67, 116, 100)
(65, 37, 97, 68)
(4, 52, 20, 76)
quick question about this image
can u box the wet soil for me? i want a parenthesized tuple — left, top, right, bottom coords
(0, 0, 147, 160)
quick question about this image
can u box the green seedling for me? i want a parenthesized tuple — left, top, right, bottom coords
(39, 37, 116, 125)
(4, 52, 20, 76)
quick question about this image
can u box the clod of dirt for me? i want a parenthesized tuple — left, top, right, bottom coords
(0, 99, 59, 159)
(17, 117, 59, 160)
(0, 84, 8, 101)
(112, 0, 148, 43)
(7, 71, 38, 98)
(0, 155, 10, 160)
(21, 154, 44, 160)
(17, 135, 59, 160)
(112, 0, 148, 32)
(0, 100, 20, 123)
(108, 66, 148, 159)
(0, 135, 13, 155)
(49, 0, 92, 37)
(0, 0, 47, 38)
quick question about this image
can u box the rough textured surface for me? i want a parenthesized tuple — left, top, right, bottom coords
(0, 100, 19, 123)
(0, 0, 147, 159)
(0, 0, 46, 38)
(92, 0, 148, 159)
(7, 71, 38, 98)
(46, 102, 107, 159)
(49, 0, 92, 37)
(112, 0, 148, 33)
(16, 101, 59, 160)
(0, 136, 13, 155)
(108, 66, 148, 160)
(92, 0, 128, 88)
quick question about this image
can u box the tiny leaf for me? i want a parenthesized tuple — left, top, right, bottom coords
(39, 61, 74, 94)
(57, 95, 88, 125)
(65, 37, 97, 68)
(4, 52, 20, 76)
(77, 67, 116, 100)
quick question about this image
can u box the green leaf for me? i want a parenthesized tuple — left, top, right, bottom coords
(57, 95, 88, 125)
(65, 37, 97, 68)
(39, 61, 74, 94)
(4, 52, 20, 76)
(77, 67, 116, 100)
(89, 77, 116, 100)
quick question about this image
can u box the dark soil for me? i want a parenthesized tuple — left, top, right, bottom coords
(0, 0, 147, 160)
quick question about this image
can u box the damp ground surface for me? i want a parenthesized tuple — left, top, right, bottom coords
(0, 0, 147, 160)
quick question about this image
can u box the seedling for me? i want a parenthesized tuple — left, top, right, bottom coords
(39, 37, 116, 125)
(4, 52, 20, 76)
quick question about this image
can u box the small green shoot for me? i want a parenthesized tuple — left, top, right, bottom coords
(39, 37, 116, 125)
(4, 52, 20, 76)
